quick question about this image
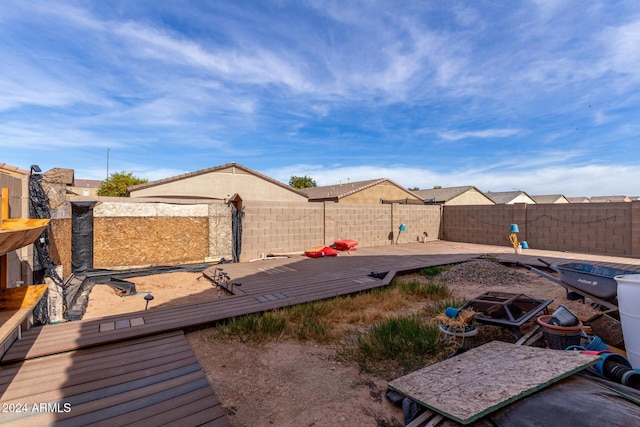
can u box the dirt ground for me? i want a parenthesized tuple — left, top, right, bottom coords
(82, 263, 602, 426)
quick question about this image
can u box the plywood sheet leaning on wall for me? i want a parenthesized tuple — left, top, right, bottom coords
(93, 217, 209, 268)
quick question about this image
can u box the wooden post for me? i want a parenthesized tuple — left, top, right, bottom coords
(1, 187, 8, 289)
(0, 187, 7, 221)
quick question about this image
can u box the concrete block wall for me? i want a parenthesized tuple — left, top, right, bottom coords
(395, 204, 441, 244)
(241, 201, 325, 260)
(240, 201, 443, 261)
(332, 203, 393, 247)
(442, 204, 517, 246)
(527, 203, 631, 255)
(443, 202, 638, 257)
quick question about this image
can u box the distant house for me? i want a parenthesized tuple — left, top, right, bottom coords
(302, 178, 423, 204)
(413, 186, 494, 205)
(589, 195, 632, 203)
(530, 194, 570, 204)
(485, 191, 536, 205)
(127, 162, 308, 202)
(68, 179, 102, 197)
(567, 197, 591, 203)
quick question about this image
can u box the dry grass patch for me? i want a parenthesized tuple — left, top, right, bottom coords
(207, 266, 478, 378)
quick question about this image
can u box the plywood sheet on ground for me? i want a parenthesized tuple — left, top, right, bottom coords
(0, 331, 230, 426)
(388, 340, 600, 425)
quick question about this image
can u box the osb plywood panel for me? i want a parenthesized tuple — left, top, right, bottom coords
(93, 201, 209, 217)
(49, 218, 72, 280)
(388, 341, 599, 425)
(93, 217, 209, 268)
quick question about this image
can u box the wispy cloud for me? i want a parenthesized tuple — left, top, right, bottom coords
(438, 129, 520, 141)
(1, 1, 640, 198)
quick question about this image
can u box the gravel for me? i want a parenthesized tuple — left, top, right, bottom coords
(439, 259, 532, 288)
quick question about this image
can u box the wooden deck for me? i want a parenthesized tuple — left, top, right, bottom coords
(5, 241, 640, 364)
(0, 331, 229, 426)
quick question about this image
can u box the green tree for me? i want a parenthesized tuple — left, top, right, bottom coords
(433, 185, 442, 189)
(289, 175, 317, 189)
(408, 186, 420, 191)
(97, 171, 148, 197)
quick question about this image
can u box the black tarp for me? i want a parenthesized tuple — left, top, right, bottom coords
(28, 174, 65, 325)
(64, 262, 220, 320)
(71, 202, 95, 273)
(231, 203, 244, 263)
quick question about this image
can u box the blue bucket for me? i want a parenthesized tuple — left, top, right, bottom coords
(521, 241, 529, 249)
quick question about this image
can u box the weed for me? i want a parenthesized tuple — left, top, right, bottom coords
(482, 253, 500, 262)
(419, 265, 450, 277)
(211, 312, 287, 345)
(209, 268, 464, 376)
(397, 279, 450, 299)
(342, 314, 447, 379)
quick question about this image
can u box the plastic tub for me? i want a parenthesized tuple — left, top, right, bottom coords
(537, 315, 583, 350)
(614, 274, 640, 369)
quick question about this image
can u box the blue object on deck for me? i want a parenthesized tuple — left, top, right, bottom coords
(445, 307, 460, 319)
(521, 241, 529, 249)
(509, 224, 519, 233)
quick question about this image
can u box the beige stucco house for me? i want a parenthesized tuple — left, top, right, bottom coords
(589, 195, 632, 203)
(413, 186, 494, 205)
(567, 197, 591, 203)
(302, 178, 423, 204)
(68, 179, 102, 197)
(127, 162, 308, 202)
(530, 194, 570, 204)
(485, 191, 536, 205)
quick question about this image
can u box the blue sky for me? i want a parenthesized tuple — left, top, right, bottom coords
(1, 1, 639, 197)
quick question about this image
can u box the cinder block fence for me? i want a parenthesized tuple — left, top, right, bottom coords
(48, 199, 640, 279)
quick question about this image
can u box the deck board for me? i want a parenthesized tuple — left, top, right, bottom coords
(0, 331, 229, 426)
(5, 242, 640, 363)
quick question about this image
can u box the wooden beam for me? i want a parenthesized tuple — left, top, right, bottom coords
(0, 255, 6, 290)
(1, 188, 7, 290)
(1, 187, 8, 220)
